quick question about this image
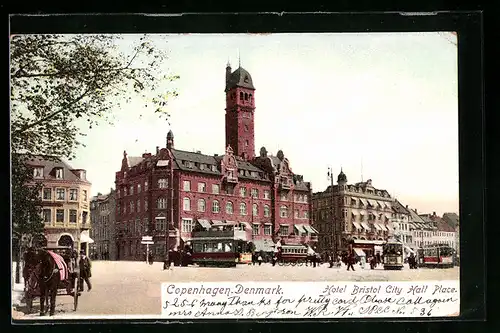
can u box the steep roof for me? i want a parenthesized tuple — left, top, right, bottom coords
(392, 200, 411, 215)
(442, 212, 459, 229)
(127, 156, 144, 168)
(24, 155, 89, 183)
(226, 66, 255, 91)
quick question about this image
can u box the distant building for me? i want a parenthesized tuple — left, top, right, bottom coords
(442, 212, 460, 257)
(417, 212, 456, 250)
(390, 200, 413, 252)
(408, 207, 435, 248)
(312, 170, 394, 255)
(90, 189, 116, 260)
(113, 63, 316, 261)
(24, 156, 92, 254)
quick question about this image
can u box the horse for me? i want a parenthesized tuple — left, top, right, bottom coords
(24, 248, 73, 316)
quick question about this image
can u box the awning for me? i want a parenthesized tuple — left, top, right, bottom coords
(225, 220, 237, 225)
(385, 213, 393, 219)
(294, 224, 307, 233)
(240, 222, 251, 229)
(367, 199, 377, 207)
(373, 223, 382, 230)
(309, 226, 319, 234)
(385, 202, 392, 209)
(353, 221, 362, 230)
(80, 230, 94, 244)
(404, 246, 415, 254)
(211, 220, 223, 225)
(307, 245, 315, 255)
(353, 248, 366, 257)
(377, 201, 385, 208)
(303, 224, 318, 234)
(351, 211, 358, 215)
(197, 219, 211, 229)
(379, 224, 388, 231)
(386, 223, 394, 231)
(361, 222, 371, 232)
(359, 198, 368, 206)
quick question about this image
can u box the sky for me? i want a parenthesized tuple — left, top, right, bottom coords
(69, 32, 458, 216)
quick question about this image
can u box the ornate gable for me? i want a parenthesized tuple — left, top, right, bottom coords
(221, 145, 238, 183)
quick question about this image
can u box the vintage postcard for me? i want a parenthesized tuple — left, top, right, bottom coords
(10, 29, 460, 321)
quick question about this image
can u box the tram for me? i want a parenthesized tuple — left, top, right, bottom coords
(191, 234, 252, 267)
(418, 244, 454, 268)
(382, 240, 404, 270)
(277, 244, 310, 266)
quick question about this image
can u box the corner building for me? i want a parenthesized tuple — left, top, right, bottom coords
(114, 63, 317, 260)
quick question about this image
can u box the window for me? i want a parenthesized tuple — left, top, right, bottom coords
(197, 182, 206, 193)
(56, 209, 64, 223)
(264, 190, 270, 199)
(158, 178, 168, 189)
(130, 201, 135, 213)
(264, 225, 271, 235)
(43, 209, 51, 223)
(69, 189, 78, 201)
(252, 203, 258, 216)
(212, 200, 220, 213)
(198, 199, 206, 212)
(82, 211, 88, 224)
(56, 188, 66, 200)
(55, 168, 63, 179)
(251, 188, 258, 198)
(155, 217, 166, 231)
(82, 190, 88, 202)
(280, 192, 288, 201)
(137, 199, 141, 212)
(240, 92, 243, 100)
(304, 211, 309, 219)
(304, 195, 308, 202)
(245, 140, 249, 147)
(240, 203, 247, 215)
(183, 197, 191, 211)
(137, 184, 141, 193)
(157, 197, 167, 209)
(280, 206, 288, 218)
(240, 187, 247, 197)
(264, 205, 270, 217)
(183, 181, 191, 191)
(252, 224, 259, 236)
(129, 185, 134, 195)
(182, 219, 194, 233)
(43, 188, 52, 200)
(69, 209, 77, 223)
(212, 184, 220, 194)
(144, 181, 148, 191)
(280, 225, 289, 236)
(294, 209, 299, 218)
(144, 199, 148, 211)
(226, 202, 233, 214)
(34, 167, 43, 178)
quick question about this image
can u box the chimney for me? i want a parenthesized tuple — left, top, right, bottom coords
(433, 211, 436, 217)
(214, 154, 218, 157)
(156, 146, 160, 154)
(406, 205, 408, 209)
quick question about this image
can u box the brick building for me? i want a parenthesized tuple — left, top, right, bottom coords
(114, 63, 317, 260)
(312, 170, 395, 254)
(25, 156, 92, 254)
(90, 189, 116, 260)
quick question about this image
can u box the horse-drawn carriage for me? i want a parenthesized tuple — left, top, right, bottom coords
(24, 246, 80, 316)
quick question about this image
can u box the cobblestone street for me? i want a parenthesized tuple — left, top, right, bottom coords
(13, 260, 460, 319)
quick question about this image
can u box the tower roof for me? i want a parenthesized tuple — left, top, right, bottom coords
(337, 168, 347, 183)
(226, 66, 255, 91)
(167, 130, 174, 139)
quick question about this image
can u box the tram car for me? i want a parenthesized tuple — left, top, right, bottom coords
(191, 235, 252, 267)
(418, 244, 454, 268)
(382, 240, 404, 270)
(277, 244, 310, 266)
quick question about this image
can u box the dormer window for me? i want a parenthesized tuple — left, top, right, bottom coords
(33, 167, 44, 178)
(55, 168, 63, 179)
(79, 170, 86, 180)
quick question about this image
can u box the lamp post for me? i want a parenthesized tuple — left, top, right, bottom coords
(327, 167, 337, 260)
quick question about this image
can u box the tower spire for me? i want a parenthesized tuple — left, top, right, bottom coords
(238, 49, 241, 67)
(361, 158, 364, 182)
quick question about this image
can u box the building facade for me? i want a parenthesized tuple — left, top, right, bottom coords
(312, 170, 395, 254)
(442, 212, 460, 257)
(390, 200, 413, 248)
(26, 156, 92, 254)
(114, 63, 317, 260)
(90, 189, 116, 260)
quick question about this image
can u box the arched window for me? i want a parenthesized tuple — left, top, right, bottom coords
(240, 92, 243, 100)
(183, 197, 190, 211)
(245, 93, 248, 100)
(249, 94, 252, 102)
(226, 201, 233, 214)
(212, 200, 220, 213)
(157, 197, 167, 209)
(264, 205, 270, 217)
(240, 203, 247, 215)
(280, 205, 288, 218)
(252, 203, 258, 216)
(198, 199, 206, 212)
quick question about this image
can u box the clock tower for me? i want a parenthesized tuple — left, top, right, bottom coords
(224, 62, 256, 161)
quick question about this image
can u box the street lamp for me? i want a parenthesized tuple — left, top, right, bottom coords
(327, 167, 338, 259)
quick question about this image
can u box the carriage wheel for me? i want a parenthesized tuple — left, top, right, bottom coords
(291, 261, 297, 266)
(278, 261, 284, 266)
(73, 277, 79, 311)
(296, 260, 303, 266)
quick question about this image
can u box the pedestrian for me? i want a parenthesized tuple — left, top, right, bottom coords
(347, 252, 355, 271)
(148, 251, 154, 265)
(360, 255, 366, 269)
(78, 250, 92, 292)
(163, 253, 170, 270)
(257, 254, 263, 266)
(328, 254, 333, 268)
(272, 255, 277, 267)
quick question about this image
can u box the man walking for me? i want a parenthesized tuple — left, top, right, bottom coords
(78, 250, 92, 292)
(346, 251, 356, 271)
